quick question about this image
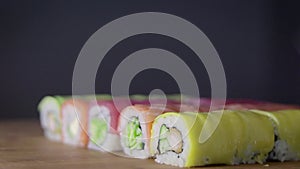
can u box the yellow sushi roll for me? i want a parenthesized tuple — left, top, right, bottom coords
(151, 110, 274, 167)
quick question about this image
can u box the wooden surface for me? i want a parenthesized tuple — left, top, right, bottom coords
(0, 119, 300, 169)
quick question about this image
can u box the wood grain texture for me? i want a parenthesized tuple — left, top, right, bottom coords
(0, 119, 300, 169)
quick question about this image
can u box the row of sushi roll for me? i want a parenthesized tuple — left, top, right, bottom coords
(38, 94, 300, 167)
(38, 94, 184, 151)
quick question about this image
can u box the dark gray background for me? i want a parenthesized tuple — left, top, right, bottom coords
(1, 0, 300, 118)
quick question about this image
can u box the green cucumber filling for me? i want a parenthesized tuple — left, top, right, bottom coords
(90, 118, 108, 144)
(125, 117, 144, 150)
(67, 118, 79, 139)
(158, 124, 183, 154)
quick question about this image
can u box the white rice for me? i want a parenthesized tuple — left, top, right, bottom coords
(88, 133, 122, 152)
(268, 123, 298, 162)
(270, 139, 298, 161)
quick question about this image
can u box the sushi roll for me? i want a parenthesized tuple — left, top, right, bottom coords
(150, 110, 274, 167)
(166, 94, 189, 102)
(183, 98, 300, 112)
(87, 99, 130, 152)
(87, 95, 160, 152)
(38, 95, 67, 141)
(251, 109, 300, 162)
(181, 97, 224, 112)
(130, 94, 190, 105)
(118, 104, 180, 159)
(61, 98, 89, 147)
(224, 102, 300, 111)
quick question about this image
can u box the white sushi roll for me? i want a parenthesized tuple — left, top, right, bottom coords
(151, 110, 275, 167)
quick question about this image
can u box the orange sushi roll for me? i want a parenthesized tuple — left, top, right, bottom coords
(61, 98, 89, 147)
(118, 103, 194, 159)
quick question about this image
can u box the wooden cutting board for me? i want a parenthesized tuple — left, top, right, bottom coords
(0, 119, 299, 169)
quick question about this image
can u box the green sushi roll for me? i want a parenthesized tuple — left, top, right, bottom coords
(38, 95, 68, 141)
(151, 110, 274, 167)
(251, 109, 300, 161)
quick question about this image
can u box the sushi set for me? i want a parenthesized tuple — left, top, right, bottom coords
(38, 94, 300, 167)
